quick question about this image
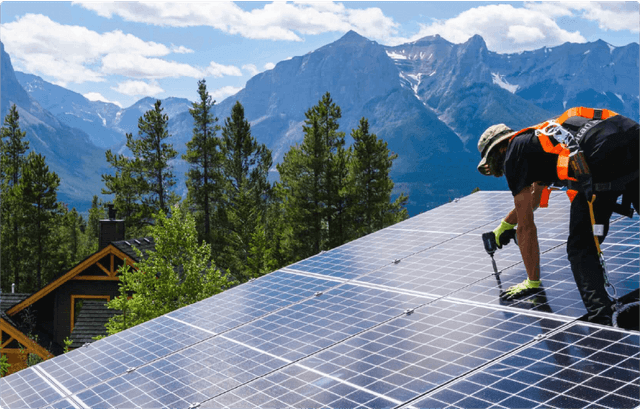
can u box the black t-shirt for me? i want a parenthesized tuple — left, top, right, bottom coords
(504, 115, 639, 196)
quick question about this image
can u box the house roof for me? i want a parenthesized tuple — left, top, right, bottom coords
(69, 299, 120, 349)
(0, 293, 30, 313)
(111, 237, 155, 263)
(5, 244, 136, 316)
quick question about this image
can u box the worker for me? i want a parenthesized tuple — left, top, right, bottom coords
(477, 108, 639, 325)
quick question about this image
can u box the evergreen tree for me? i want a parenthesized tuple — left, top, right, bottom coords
(86, 195, 105, 253)
(104, 204, 232, 334)
(18, 152, 61, 290)
(219, 101, 273, 281)
(183, 79, 223, 245)
(0, 105, 29, 292)
(349, 118, 408, 236)
(277, 118, 326, 260)
(102, 153, 143, 235)
(102, 100, 178, 235)
(276, 92, 348, 261)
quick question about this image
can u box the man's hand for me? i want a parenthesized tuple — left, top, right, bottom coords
(493, 219, 517, 248)
(500, 279, 542, 300)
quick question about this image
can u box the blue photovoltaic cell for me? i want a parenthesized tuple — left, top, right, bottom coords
(606, 214, 640, 246)
(354, 234, 562, 298)
(223, 284, 432, 362)
(205, 300, 565, 408)
(410, 324, 639, 409)
(37, 315, 212, 395)
(288, 229, 457, 279)
(387, 191, 516, 234)
(452, 241, 639, 318)
(70, 336, 288, 409)
(0, 367, 64, 408)
(167, 270, 342, 333)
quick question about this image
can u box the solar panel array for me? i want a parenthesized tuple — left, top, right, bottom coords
(1, 191, 637, 409)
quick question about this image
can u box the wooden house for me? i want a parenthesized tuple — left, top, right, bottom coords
(0, 207, 154, 371)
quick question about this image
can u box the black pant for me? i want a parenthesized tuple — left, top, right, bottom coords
(567, 181, 639, 324)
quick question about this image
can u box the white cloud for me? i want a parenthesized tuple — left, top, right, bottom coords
(264, 62, 275, 70)
(404, 4, 586, 53)
(112, 80, 164, 97)
(210, 86, 242, 101)
(242, 64, 260, 76)
(206, 62, 243, 78)
(525, 2, 639, 32)
(83, 92, 123, 108)
(77, 1, 399, 42)
(102, 53, 205, 78)
(0, 13, 202, 84)
(171, 45, 194, 54)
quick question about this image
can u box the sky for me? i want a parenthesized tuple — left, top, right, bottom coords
(1, 1, 638, 109)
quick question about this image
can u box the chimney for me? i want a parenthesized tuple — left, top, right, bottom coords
(11, 283, 15, 293)
(99, 204, 126, 250)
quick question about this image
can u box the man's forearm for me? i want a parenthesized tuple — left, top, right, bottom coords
(517, 222, 541, 281)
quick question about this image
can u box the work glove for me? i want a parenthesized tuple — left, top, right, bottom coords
(500, 279, 541, 300)
(493, 219, 517, 249)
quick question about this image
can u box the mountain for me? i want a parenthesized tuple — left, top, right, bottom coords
(15, 72, 124, 148)
(387, 35, 639, 147)
(0, 42, 111, 212)
(12, 32, 640, 215)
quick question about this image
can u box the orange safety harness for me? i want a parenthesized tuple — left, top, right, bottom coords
(509, 107, 619, 208)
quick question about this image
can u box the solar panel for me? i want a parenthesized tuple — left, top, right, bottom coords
(0, 367, 67, 408)
(408, 324, 639, 409)
(166, 270, 343, 333)
(202, 299, 566, 408)
(2, 191, 637, 409)
(288, 229, 458, 279)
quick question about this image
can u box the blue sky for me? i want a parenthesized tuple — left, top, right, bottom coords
(2, 1, 638, 109)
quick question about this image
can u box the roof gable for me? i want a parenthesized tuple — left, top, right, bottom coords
(5, 245, 136, 316)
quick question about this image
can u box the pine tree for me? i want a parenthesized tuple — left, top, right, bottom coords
(349, 117, 408, 235)
(18, 152, 61, 290)
(277, 118, 326, 260)
(86, 195, 105, 253)
(183, 79, 223, 245)
(219, 101, 273, 281)
(102, 100, 178, 234)
(0, 105, 29, 292)
(276, 92, 349, 261)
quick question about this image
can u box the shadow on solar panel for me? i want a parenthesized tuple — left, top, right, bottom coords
(1, 192, 638, 409)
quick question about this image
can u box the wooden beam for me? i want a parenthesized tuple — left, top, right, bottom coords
(96, 262, 111, 276)
(110, 254, 115, 275)
(1, 336, 14, 349)
(0, 318, 52, 361)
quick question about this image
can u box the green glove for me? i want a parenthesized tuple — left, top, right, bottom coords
(493, 219, 516, 248)
(500, 279, 541, 300)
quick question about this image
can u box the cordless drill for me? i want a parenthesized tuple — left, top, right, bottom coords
(482, 229, 518, 274)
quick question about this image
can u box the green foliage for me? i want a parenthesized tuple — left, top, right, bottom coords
(183, 79, 223, 246)
(276, 94, 408, 265)
(219, 101, 273, 281)
(349, 117, 408, 236)
(471, 187, 481, 194)
(17, 152, 61, 290)
(0, 104, 29, 292)
(102, 100, 178, 236)
(62, 337, 73, 354)
(104, 204, 233, 335)
(0, 354, 10, 377)
(86, 195, 105, 253)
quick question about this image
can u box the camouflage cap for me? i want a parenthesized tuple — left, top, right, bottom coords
(477, 124, 515, 175)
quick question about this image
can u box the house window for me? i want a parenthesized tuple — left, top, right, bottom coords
(70, 295, 110, 334)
